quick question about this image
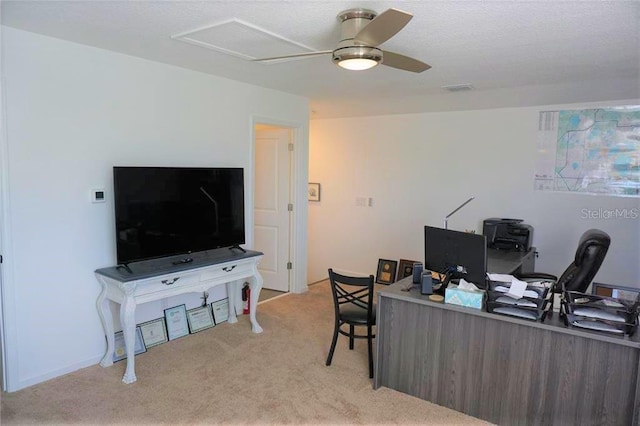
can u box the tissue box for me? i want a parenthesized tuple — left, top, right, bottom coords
(444, 285, 485, 310)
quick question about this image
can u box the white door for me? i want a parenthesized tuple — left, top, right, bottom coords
(254, 126, 292, 292)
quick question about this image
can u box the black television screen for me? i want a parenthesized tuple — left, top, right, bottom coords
(424, 226, 487, 287)
(113, 167, 245, 264)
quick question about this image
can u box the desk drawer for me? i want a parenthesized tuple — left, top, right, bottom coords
(135, 271, 201, 296)
(200, 262, 253, 281)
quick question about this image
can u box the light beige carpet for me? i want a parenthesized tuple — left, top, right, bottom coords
(0, 281, 491, 425)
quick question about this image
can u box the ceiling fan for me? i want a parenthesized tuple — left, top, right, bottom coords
(253, 8, 431, 73)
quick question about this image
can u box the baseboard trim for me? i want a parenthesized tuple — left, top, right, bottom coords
(257, 292, 291, 305)
(10, 355, 103, 392)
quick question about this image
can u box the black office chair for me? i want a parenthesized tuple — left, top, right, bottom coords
(325, 269, 376, 378)
(517, 229, 611, 301)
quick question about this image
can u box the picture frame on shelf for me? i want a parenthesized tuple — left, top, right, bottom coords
(113, 326, 146, 363)
(308, 182, 321, 201)
(376, 259, 398, 285)
(139, 317, 168, 348)
(211, 298, 230, 325)
(397, 259, 418, 281)
(186, 306, 215, 333)
(164, 304, 189, 341)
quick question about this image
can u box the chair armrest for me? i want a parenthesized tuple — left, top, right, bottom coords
(515, 272, 561, 293)
(515, 272, 558, 282)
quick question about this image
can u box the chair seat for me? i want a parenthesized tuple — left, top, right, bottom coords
(339, 303, 376, 324)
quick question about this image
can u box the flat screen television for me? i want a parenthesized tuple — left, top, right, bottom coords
(113, 167, 245, 264)
(424, 226, 487, 288)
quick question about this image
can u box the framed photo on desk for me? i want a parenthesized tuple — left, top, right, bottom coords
(592, 282, 640, 303)
(376, 259, 398, 285)
(397, 259, 418, 281)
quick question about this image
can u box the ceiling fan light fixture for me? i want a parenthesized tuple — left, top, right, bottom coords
(332, 46, 382, 71)
(338, 58, 378, 71)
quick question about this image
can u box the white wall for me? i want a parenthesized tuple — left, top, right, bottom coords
(0, 27, 309, 391)
(308, 103, 640, 287)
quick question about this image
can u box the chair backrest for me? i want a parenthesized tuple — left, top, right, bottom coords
(558, 229, 611, 293)
(328, 269, 375, 322)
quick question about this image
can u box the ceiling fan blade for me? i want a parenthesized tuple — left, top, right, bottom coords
(252, 50, 333, 62)
(354, 8, 413, 46)
(381, 50, 431, 73)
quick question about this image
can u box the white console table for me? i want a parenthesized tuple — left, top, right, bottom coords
(95, 249, 263, 384)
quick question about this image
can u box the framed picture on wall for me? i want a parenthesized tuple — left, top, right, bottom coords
(308, 183, 321, 201)
(376, 259, 398, 285)
(397, 259, 418, 281)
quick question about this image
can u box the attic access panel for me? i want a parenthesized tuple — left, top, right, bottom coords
(172, 19, 317, 61)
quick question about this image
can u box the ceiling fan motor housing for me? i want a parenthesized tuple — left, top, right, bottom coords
(336, 8, 377, 47)
(331, 46, 382, 66)
(333, 9, 382, 66)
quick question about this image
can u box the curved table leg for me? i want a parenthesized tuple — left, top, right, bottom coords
(96, 277, 113, 367)
(248, 273, 263, 334)
(120, 295, 138, 384)
(96, 279, 114, 368)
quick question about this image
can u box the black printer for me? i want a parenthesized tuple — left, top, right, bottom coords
(483, 218, 533, 251)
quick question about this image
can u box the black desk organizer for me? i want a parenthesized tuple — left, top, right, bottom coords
(561, 291, 640, 336)
(485, 280, 553, 322)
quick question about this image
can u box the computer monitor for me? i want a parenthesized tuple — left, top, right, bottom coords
(424, 226, 488, 288)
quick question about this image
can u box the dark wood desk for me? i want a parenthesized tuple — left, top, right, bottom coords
(374, 278, 640, 425)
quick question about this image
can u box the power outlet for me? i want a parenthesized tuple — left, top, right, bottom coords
(355, 197, 373, 207)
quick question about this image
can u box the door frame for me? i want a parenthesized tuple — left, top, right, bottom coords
(0, 64, 16, 391)
(250, 116, 308, 294)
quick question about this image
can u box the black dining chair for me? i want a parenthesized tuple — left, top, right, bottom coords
(325, 268, 376, 378)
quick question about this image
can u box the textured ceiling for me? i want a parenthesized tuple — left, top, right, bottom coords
(2, 1, 639, 119)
